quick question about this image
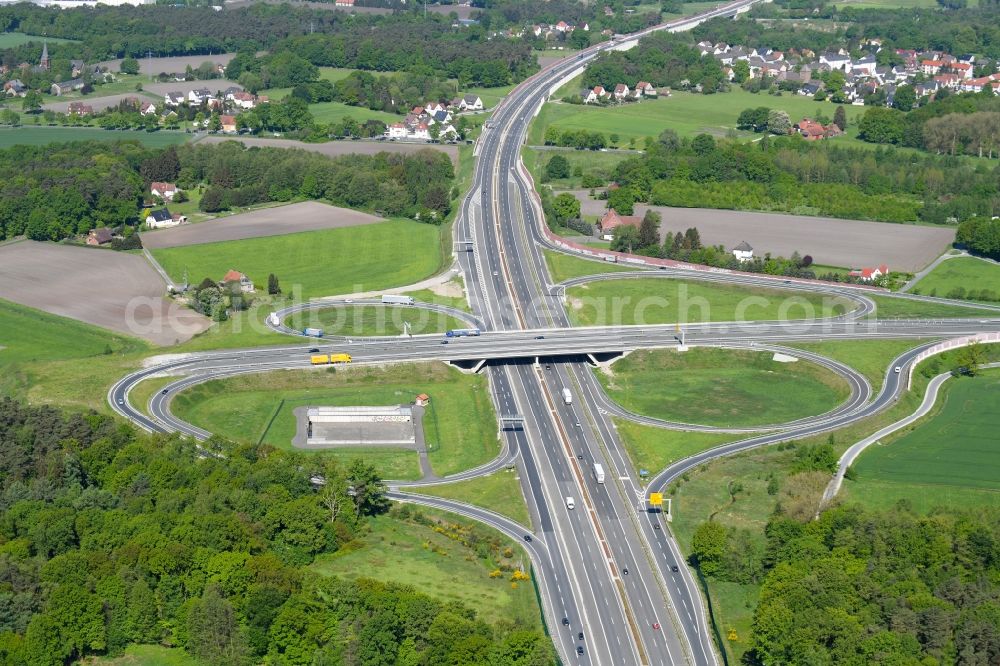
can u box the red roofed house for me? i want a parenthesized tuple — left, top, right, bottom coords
(220, 114, 237, 133)
(150, 182, 178, 201)
(86, 227, 113, 246)
(634, 81, 657, 97)
(222, 270, 255, 293)
(67, 102, 93, 116)
(415, 393, 430, 406)
(921, 60, 944, 75)
(612, 83, 630, 100)
(848, 264, 888, 282)
(597, 208, 642, 240)
(949, 62, 973, 79)
(794, 118, 843, 141)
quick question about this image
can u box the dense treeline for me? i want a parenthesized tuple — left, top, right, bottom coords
(744, 505, 1000, 664)
(227, 21, 535, 90)
(584, 32, 727, 94)
(956, 216, 1000, 260)
(857, 93, 1000, 158)
(0, 399, 553, 665)
(602, 130, 1000, 224)
(0, 140, 454, 241)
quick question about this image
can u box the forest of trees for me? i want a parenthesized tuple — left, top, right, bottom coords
(741, 505, 1000, 664)
(0, 140, 455, 242)
(583, 32, 727, 94)
(0, 399, 553, 665)
(598, 129, 1000, 225)
(857, 93, 1000, 159)
(956, 216, 1000, 260)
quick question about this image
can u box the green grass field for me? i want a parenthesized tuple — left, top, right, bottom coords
(544, 249, 631, 282)
(847, 370, 1000, 510)
(531, 88, 869, 145)
(0, 32, 76, 48)
(308, 101, 401, 126)
(615, 419, 737, 478)
(286, 305, 465, 337)
(171, 363, 498, 478)
(0, 127, 190, 149)
(566, 277, 852, 326)
(871, 294, 999, 319)
(788, 338, 934, 391)
(88, 644, 200, 666)
(414, 469, 532, 527)
(600, 348, 849, 428)
(910, 257, 1000, 302)
(524, 146, 630, 189)
(311, 509, 542, 629)
(151, 220, 444, 300)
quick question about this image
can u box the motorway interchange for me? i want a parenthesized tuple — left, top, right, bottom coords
(110, 5, 1000, 664)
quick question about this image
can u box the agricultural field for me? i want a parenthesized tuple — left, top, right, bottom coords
(414, 469, 532, 527)
(170, 363, 499, 478)
(151, 219, 445, 300)
(311, 509, 543, 629)
(307, 101, 401, 126)
(286, 304, 466, 337)
(599, 348, 850, 428)
(0, 32, 76, 48)
(846, 370, 1000, 512)
(531, 88, 869, 145)
(565, 277, 852, 326)
(910, 256, 1000, 302)
(0, 126, 189, 149)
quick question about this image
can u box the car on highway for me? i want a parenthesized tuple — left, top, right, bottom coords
(576, 646, 584, 655)
(652, 622, 660, 630)
(578, 632, 584, 641)
(577, 452, 584, 460)
(622, 567, 628, 575)
(117, 399, 124, 405)
(653, 523, 660, 530)
(535, 335, 545, 339)
(161, 389, 168, 395)
(562, 617, 569, 626)
(523, 534, 532, 542)
(671, 564, 680, 572)
(441, 340, 449, 345)
(894, 366, 902, 373)
(309, 348, 320, 353)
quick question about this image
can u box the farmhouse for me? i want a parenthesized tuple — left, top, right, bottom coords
(597, 208, 642, 241)
(86, 228, 113, 246)
(222, 269, 255, 293)
(3, 79, 26, 97)
(848, 264, 888, 282)
(459, 94, 484, 111)
(220, 114, 238, 133)
(67, 102, 94, 116)
(795, 118, 843, 141)
(50, 79, 85, 96)
(150, 182, 178, 201)
(145, 208, 179, 229)
(732, 241, 754, 262)
(139, 101, 157, 116)
(164, 92, 185, 107)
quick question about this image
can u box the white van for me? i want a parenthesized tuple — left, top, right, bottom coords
(565, 496, 576, 510)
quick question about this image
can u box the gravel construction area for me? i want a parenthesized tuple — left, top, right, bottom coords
(0, 241, 210, 346)
(565, 190, 954, 271)
(44, 92, 158, 113)
(195, 136, 460, 166)
(141, 201, 382, 249)
(97, 54, 237, 75)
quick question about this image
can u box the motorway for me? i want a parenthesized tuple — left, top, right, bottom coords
(106, 5, 1000, 664)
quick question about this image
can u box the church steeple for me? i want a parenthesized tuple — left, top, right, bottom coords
(40, 41, 49, 71)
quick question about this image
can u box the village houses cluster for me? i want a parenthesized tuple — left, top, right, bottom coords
(162, 85, 269, 133)
(384, 93, 483, 141)
(2, 42, 114, 100)
(699, 40, 1000, 104)
(583, 81, 660, 104)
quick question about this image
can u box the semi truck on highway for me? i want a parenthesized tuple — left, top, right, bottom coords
(310, 353, 352, 365)
(593, 463, 606, 484)
(562, 388, 573, 405)
(303, 327, 324, 337)
(446, 328, 482, 337)
(382, 295, 415, 305)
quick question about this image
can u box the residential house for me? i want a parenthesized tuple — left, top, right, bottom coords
(848, 264, 888, 282)
(799, 82, 822, 97)
(731, 241, 754, 262)
(612, 83, 630, 100)
(222, 270, 255, 293)
(819, 51, 851, 71)
(3, 79, 26, 97)
(67, 102, 94, 115)
(794, 118, 843, 141)
(335, 0, 355, 6)
(164, 91, 185, 107)
(386, 122, 408, 139)
(948, 62, 973, 79)
(145, 208, 179, 229)
(229, 90, 256, 109)
(934, 74, 962, 90)
(188, 88, 214, 105)
(851, 54, 878, 77)
(139, 101, 157, 116)
(50, 79, 85, 96)
(634, 81, 657, 97)
(412, 123, 431, 140)
(914, 81, 940, 98)
(583, 87, 603, 103)
(596, 208, 641, 241)
(150, 182, 178, 201)
(921, 59, 944, 76)
(220, 114, 237, 133)
(459, 94, 484, 111)
(86, 228, 113, 246)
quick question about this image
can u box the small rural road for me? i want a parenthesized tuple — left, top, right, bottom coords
(820, 361, 1000, 507)
(900, 250, 1000, 293)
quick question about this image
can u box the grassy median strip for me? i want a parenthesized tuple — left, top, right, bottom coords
(788, 338, 936, 391)
(566, 278, 851, 326)
(544, 248, 630, 282)
(286, 305, 467, 337)
(871, 294, 998, 318)
(412, 470, 532, 528)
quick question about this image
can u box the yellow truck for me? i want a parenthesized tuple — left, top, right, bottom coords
(310, 354, 330, 365)
(310, 353, 352, 365)
(329, 353, 352, 364)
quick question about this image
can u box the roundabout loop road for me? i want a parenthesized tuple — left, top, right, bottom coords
(265, 297, 485, 338)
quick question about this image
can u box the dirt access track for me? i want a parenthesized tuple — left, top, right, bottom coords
(195, 136, 460, 166)
(0, 241, 210, 346)
(141, 201, 383, 249)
